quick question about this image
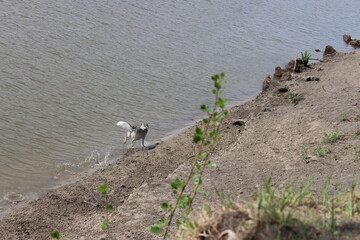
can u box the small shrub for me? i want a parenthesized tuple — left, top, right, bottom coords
(323, 132, 341, 144)
(301, 50, 311, 66)
(314, 147, 331, 157)
(289, 92, 298, 105)
(50, 231, 65, 240)
(339, 114, 347, 121)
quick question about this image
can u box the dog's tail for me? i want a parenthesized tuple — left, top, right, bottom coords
(117, 121, 133, 131)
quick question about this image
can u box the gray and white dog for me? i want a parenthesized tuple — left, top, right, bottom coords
(117, 121, 149, 148)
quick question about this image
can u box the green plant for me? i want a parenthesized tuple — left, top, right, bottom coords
(151, 73, 228, 239)
(322, 132, 341, 144)
(301, 50, 311, 66)
(339, 113, 347, 121)
(354, 147, 360, 163)
(50, 231, 65, 240)
(289, 92, 298, 105)
(301, 148, 310, 162)
(98, 183, 114, 240)
(346, 181, 358, 217)
(256, 179, 314, 238)
(322, 175, 332, 206)
(314, 147, 331, 157)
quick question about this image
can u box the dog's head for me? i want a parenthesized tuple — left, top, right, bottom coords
(140, 124, 149, 130)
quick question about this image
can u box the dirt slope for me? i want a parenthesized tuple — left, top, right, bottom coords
(0, 51, 359, 240)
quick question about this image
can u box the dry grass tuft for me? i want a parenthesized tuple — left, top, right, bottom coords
(176, 179, 360, 240)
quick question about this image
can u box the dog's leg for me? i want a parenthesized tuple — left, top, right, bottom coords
(141, 138, 145, 148)
(131, 139, 135, 149)
(124, 131, 131, 144)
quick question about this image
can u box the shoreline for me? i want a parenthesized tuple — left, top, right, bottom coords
(0, 92, 253, 221)
(0, 49, 359, 239)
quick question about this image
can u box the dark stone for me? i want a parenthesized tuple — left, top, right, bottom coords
(274, 66, 284, 78)
(286, 59, 305, 73)
(262, 75, 272, 91)
(278, 87, 289, 93)
(233, 119, 246, 126)
(323, 45, 337, 56)
(343, 34, 352, 43)
(280, 71, 291, 81)
(349, 39, 360, 48)
(305, 76, 320, 81)
(273, 66, 290, 81)
(315, 49, 321, 52)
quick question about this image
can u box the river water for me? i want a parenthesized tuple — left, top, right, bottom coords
(0, 0, 359, 210)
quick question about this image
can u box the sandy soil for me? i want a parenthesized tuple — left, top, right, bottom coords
(0, 50, 359, 240)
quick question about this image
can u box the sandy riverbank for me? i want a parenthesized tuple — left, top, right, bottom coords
(0, 49, 359, 240)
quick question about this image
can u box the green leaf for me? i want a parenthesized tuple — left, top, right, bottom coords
(195, 127, 203, 135)
(153, 218, 168, 228)
(211, 74, 219, 81)
(194, 177, 202, 185)
(50, 231, 61, 239)
(198, 152, 208, 158)
(200, 104, 209, 112)
(101, 221, 110, 231)
(176, 220, 182, 226)
(203, 118, 209, 123)
(171, 178, 182, 190)
(215, 114, 225, 121)
(106, 204, 114, 212)
(196, 164, 201, 170)
(220, 72, 225, 79)
(200, 189, 207, 196)
(179, 195, 191, 209)
(161, 202, 169, 210)
(209, 130, 217, 138)
(100, 238, 106, 240)
(216, 98, 228, 108)
(209, 163, 217, 168)
(98, 184, 109, 195)
(193, 135, 202, 143)
(214, 81, 221, 89)
(150, 226, 162, 234)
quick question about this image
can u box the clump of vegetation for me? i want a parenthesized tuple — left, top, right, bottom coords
(339, 113, 347, 122)
(50, 231, 66, 240)
(315, 147, 331, 157)
(323, 132, 341, 144)
(176, 178, 360, 240)
(354, 147, 360, 163)
(301, 50, 312, 67)
(289, 92, 298, 105)
(150, 73, 228, 239)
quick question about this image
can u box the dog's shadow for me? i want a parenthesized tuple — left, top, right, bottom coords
(126, 141, 161, 153)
